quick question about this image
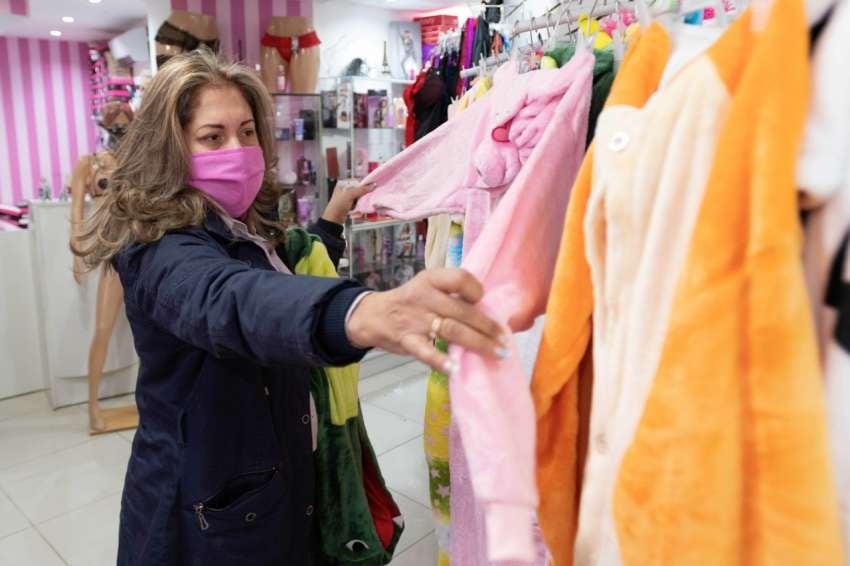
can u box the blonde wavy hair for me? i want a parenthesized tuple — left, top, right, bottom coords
(73, 48, 283, 269)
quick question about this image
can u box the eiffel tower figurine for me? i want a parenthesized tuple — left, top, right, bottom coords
(381, 40, 392, 77)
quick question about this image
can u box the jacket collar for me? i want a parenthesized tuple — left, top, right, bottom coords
(203, 211, 237, 241)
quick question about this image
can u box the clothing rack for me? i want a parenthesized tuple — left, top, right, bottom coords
(434, 29, 463, 56)
(459, 52, 511, 78)
(509, 0, 626, 38)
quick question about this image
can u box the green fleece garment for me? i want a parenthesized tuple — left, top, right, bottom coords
(545, 45, 616, 147)
(285, 229, 360, 426)
(284, 228, 404, 565)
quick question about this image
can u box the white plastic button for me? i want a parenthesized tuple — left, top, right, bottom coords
(609, 131, 630, 152)
(595, 433, 608, 455)
(301, 414, 310, 425)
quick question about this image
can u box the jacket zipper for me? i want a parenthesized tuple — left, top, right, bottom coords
(194, 502, 210, 531)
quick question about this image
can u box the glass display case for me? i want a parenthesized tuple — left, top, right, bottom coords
(318, 76, 411, 179)
(318, 76, 425, 290)
(344, 218, 427, 290)
(271, 93, 326, 227)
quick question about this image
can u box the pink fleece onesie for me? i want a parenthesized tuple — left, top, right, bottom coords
(447, 51, 593, 563)
(355, 53, 594, 222)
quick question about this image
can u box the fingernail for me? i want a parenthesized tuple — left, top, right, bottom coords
(499, 334, 511, 348)
(443, 360, 458, 375)
(495, 347, 510, 360)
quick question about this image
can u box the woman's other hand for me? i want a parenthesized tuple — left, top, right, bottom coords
(346, 269, 508, 374)
(321, 181, 375, 225)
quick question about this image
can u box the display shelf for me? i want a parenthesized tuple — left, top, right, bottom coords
(318, 75, 409, 176)
(344, 217, 426, 290)
(321, 75, 413, 289)
(351, 255, 424, 276)
(319, 76, 414, 86)
(353, 127, 405, 132)
(349, 217, 413, 233)
(351, 257, 426, 291)
(271, 93, 327, 227)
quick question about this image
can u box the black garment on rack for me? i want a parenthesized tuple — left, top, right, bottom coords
(809, 5, 835, 51)
(826, 230, 850, 354)
(484, 0, 504, 23)
(471, 16, 492, 66)
(413, 70, 449, 141)
(440, 50, 460, 100)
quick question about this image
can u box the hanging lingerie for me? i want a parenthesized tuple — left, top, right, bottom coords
(261, 31, 322, 63)
(155, 21, 220, 67)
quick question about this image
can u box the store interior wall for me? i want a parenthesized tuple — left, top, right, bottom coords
(314, 1, 474, 77)
(315, 0, 412, 77)
(0, 36, 96, 203)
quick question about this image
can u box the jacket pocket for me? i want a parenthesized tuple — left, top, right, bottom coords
(193, 466, 282, 533)
(184, 467, 290, 565)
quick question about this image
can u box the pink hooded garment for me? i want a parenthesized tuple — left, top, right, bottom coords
(355, 51, 593, 221)
(448, 53, 593, 563)
(357, 50, 595, 563)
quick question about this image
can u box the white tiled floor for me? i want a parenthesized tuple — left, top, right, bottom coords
(0, 360, 436, 565)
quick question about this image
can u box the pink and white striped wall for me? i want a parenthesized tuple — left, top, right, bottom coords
(170, 0, 313, 68)
(0, 0, 28, 17)
(0, 37, 96, 204)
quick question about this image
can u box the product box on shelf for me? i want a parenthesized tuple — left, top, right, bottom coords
(321, 90, 338, 128)
(354, 93, 369, 129)
(367, 90, 390, 129)
(299, 110, 317, 140)
(337, 82, 353, 129)
(394, 223, 416, 258)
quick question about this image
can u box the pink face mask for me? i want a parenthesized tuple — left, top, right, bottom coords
(187, 146, 266, 218)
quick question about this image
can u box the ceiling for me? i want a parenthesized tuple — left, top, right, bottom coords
(0, 0, 148, 42)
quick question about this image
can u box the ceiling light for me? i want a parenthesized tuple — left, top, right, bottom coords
(49, 30, 62, 37)
(88, 0, 102, 4)
(62, 16, 75, 23)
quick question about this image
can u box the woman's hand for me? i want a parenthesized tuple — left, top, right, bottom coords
(321, 181, 375, 225)
(346, 268, 508, 374)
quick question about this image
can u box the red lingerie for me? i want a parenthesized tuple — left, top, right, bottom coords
(261, 31, 321, 62)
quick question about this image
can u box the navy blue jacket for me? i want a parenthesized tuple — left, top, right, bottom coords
(115, 215, 368, 566)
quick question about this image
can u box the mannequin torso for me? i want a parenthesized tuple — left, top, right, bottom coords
(156, 10, 220, 66)
(261, 16, 321, 94)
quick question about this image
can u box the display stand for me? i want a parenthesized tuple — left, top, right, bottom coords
(90, 405, 139, 435)
(0, 228, 48, 399)
(28, 201, 138, 408)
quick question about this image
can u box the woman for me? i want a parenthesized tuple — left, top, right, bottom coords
(73, 49, 505, 565)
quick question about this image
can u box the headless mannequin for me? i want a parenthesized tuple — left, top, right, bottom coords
(70, 105, 138, 434)
(155, 10, 219, 66)
(261, 17, 321, 94)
